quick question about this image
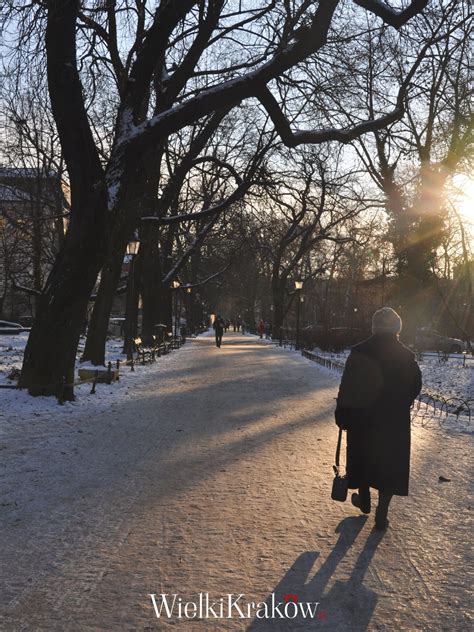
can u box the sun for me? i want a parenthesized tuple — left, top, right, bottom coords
(451, 174, 474, 222)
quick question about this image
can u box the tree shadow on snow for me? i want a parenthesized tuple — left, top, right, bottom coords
(247, 516, 385, 631)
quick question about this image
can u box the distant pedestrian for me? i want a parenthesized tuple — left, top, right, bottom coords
(335, 307, 422, 530)
(257, 319, 265, 339)
(213, 315, 225, 348)
(264, 321, 271, 339)
(241, 320, 246, 335)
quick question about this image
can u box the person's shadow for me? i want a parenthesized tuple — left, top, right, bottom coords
(247, 516, 385, 631)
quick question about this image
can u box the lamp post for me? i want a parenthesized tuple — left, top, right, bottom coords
(171, 280, 180, 340)
(186, 287, 193, 335)
(295, 280, 303, 350)
(349, 306, 358, 336)
(123, 235, 140, 359)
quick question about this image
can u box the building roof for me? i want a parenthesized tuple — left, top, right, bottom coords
(0, 167, 57, 179)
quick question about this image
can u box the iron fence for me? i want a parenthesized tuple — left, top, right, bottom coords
(299, 349, 471, 427)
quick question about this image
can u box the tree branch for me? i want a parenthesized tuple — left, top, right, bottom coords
(143, 181, 251, 225)
(353, 0, 429, 29)
(256, 27, 438, 148)
(163, 215, 220, 285)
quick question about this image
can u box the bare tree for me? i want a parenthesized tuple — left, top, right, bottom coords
(2, 0, 431, 396)
(0, 80, 68, 317)
(348, 2, 473, 337)
(248, 147, 368, 331)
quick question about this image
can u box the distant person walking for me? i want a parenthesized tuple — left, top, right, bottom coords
(213, 315, 225, 348)
(265, 322, 272, 339)
(335, 307, 422, 530)
(257, 319, 265, 339)
(241, 320, 246, 335)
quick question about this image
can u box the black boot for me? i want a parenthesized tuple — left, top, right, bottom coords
(374, 509, 390, 530)
(351, 487, 371, 514)
(374, 491, 392, 530)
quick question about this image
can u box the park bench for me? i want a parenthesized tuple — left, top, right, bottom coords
(133, 335, 175, 364)
(171, 335, 182, 350)
(55, 360, 122, 403)
(133, 336, 160, 364)
(159, 337, 173, 355)
(159, 333, 174, 355)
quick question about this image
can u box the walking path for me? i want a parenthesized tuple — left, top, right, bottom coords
(1, 332, 472, 631)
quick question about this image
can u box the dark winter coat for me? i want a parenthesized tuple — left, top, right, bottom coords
(335, 334, 422, 496)
(213, 318, 224, 333)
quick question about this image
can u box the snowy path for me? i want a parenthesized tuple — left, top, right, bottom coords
(1, 332, 472, 631)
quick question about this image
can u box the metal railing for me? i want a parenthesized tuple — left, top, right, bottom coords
(301, 349, 345, 373)
(413, 390, 471, 425)
(299, 349, 471, 426)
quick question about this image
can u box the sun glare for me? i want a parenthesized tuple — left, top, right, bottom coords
(453, 175, 474, 221)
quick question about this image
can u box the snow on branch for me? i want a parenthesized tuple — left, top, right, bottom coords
(256, 30, 438, 148)
(11, 280, 42, 296)
(162, 216, 220, 286)
(353, 0, 429, 29)
(111, 0, 428, 158)
(257, 84, 405, 146)
(114, 1, 340, 153)
(179, 266, 232, 290)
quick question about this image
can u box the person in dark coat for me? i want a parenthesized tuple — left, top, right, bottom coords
(335, 307, 422, 530)
(213, 315, 225, 348)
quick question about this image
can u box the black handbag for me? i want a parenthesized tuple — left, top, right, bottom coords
(331, 428, 348, 502)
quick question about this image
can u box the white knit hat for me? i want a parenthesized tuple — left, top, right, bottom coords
(372, 307, 402, 334)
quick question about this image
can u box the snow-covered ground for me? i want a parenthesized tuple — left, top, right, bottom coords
(1, 331, 472, 631)
(262, 342, 473, 432)
(0, 331, 29, 384)
(0, 332, 189, 420)
(0, 332, 127, 386)
(307, 348, 474, 402)
(0, 331, 474, 430)
(417, 353, 474, 401)
(3, 331, 472, 401)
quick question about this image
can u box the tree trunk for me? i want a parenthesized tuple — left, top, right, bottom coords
(123, 253, 142, 356)
(20, 0, 107, 398)
(156, 282, 173, 330)
(140, 227, 163, 344)
(271, 266, 285, 333)
(82, 138, 161, 363)
(81, 245, 126, 365)
(31, 194, 43, 314)
(273, 292, 285, 333)
(19, 216, 105, 398)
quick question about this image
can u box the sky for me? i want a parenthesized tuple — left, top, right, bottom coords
(452, 175, 474, 225)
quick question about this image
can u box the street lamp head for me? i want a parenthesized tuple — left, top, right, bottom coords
(294, 280, 303, 290)
(186, 287, 192, 294)
(171, 280, 180, 289)
(126, 235, 140, 256)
